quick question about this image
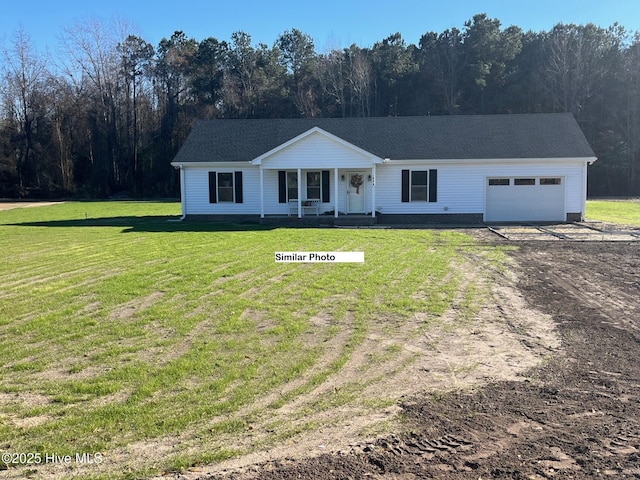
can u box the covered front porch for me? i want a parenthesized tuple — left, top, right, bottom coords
(249, 126, 385, 220)
(257, 166, 379, 219)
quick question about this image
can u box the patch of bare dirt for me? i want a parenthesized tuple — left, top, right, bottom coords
(0, 201, 63, 211)
(182, 240, 640, 480)
(109, 292, 165, 321)
(0, 392, 54, 429)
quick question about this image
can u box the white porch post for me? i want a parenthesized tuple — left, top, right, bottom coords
(334, 168, 339, 218)
(371, 164, 376, 218)
(179, 166, 186, 217)
(582, 162, 588, 221)
(297, 168, 302, 218)
(259, 166, 264, 219)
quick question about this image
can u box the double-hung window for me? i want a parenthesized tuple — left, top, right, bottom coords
(410, 171, 428, 201)
(402, 169, 438, 203)
(306, 172, 321, 200)
(208, 171, 243, 204)
(217, 173, 234, 202)
(286, 172, 298, 200)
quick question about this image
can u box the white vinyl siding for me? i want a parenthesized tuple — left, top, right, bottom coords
(261, 131, 375, 169)
(183, 167, 257, 214)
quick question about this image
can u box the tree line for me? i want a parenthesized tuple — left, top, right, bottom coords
(1, 13, 639, 198)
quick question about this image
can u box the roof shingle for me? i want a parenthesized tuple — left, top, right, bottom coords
(172, 113, 595, 163)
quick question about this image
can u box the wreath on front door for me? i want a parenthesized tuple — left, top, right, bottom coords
(350, 174, 363, 194)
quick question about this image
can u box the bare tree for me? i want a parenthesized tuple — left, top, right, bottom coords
(543, 23, 621, 118)
(345, 45, 371, 117)
(58, 17, 134, 194)
(0, 27, 51, 193)
(317, 50, 346, 117)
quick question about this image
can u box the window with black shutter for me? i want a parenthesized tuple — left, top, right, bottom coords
(411, 171, 428, 201)
(217, 173, 234, 202)
(209, 171, 243, 203)
(234, 171, 243, 203)
(208, 172, 217, 203)
(402, 169, 438, 203)
(428, 169, 437, 203)
(321, 170, 330, 203)
(401, 170, 410, 202)
(278, 171, 287, 203)
(306, 172, 321, 200)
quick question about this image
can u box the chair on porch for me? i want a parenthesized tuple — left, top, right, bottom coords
(288, 199, 320, 216)
(288, 200, 297, 216)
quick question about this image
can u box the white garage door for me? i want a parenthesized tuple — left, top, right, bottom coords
(485, 177, 565, 222)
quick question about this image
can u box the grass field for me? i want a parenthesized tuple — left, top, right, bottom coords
(0, 202, 502, 479)
(586, 199, 640, 226)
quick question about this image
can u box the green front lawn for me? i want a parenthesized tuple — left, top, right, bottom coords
(0, 202, 500, 479)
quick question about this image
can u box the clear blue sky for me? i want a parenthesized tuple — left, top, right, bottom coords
(2, 0, 640, 52)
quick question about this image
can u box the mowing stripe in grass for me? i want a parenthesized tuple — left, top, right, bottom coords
(0, 202, 500, 478)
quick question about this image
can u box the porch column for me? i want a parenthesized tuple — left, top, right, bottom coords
(371, 164, 376, 218)
(179, 166, 186, 217)
(297, 168, 302, 218)
(259, 166, 264, 219)
(334, 168, 339, 218)
(581, 162, 588, 221)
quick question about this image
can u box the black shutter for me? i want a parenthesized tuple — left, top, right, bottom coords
(278, 171, 286, 203)
(428, 169, 437, 203)
(234, 171, 243, 203)
(208, 171, 217, 203)
(401, 169, 410, 203)
(321, 170, 330, 203)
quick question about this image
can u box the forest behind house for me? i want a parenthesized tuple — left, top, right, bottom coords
(1, 13, 639, 199)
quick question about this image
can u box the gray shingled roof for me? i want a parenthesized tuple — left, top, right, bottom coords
(172, 113, 595, 164)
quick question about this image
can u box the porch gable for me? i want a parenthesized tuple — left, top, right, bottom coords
(252, 127, 383, 169)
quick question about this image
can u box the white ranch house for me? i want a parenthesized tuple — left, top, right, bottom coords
(171, 114, 596, 224)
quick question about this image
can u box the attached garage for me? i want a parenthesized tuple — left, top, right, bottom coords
(486, 177, 565, 222)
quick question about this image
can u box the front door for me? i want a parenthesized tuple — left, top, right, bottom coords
(347, 171, 366, 213)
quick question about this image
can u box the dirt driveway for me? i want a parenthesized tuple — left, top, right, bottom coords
(208, 239, 640, 479)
